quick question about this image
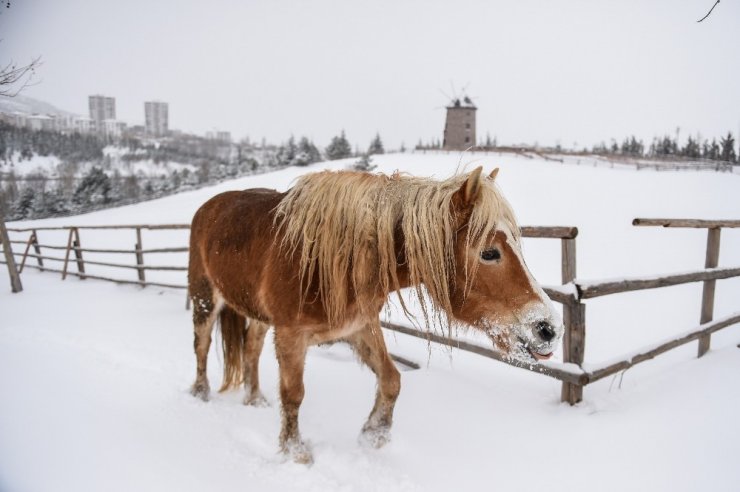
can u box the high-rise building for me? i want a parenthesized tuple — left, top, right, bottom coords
(144, 101, 169, 136)
(442, 95, 477, 151)
(89, 95, 116, 124)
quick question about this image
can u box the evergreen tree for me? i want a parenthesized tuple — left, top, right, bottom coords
(13, 186, 35, 219)
(122, 174, 140, 200)
(702, 140, 711, 158)
(275, 136, 298, 166)
(708, 139, 720, 160)
(682, 136, 701, 159)
(294, 137, 321, 166)
(368, 133, 384, 155)
(73, 167, 112, 206)
(353, 153, 377, 172)
(719, 132, 737, 162)
(325, 131, 352, 160)
(34, 188, 70, 217)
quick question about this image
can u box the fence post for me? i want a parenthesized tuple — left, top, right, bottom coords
(61, 228, 75, 280)
(135, 227, 146, 284)
(698, 227, 721, 357)
(32, 229, 44, 271)
(560, 237, 585, 404)
(72, 227, 86, 280)
(1, 217, 23, 293)
(19, 231, 35, 273)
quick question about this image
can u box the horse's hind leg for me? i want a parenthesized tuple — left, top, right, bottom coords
(348, 321, 401, 448)
(189, 278, 223, 401)
(243, 318, 270, 407)
(274, 327, 312, 464)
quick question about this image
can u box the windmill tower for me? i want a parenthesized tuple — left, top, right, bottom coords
(442, 92, 477, 151)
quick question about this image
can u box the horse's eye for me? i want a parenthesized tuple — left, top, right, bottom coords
(481, 248, 501, 262)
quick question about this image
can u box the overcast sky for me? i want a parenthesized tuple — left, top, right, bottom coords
(2, 0, 739, 150)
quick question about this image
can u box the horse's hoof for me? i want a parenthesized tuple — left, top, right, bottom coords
(243, 392, 270, 407)
(360, 425, 391, 449)
(283, 440, 313, 465)
(190, 382, 210, 402)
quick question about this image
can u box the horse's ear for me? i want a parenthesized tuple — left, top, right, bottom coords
(451, 166, 483, 224)
(489, 168, 499, 181)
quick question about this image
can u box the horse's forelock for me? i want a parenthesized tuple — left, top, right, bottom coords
(273, 169, 520, 330)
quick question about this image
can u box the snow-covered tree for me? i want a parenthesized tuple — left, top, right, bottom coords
(12, 186, 35, 219)
(353, 153, 376, 172)
(275, 136, 298, 166)
(73, 167, 112, 207)
(294, 137, 321, 166)
(325, 131, 352, 160)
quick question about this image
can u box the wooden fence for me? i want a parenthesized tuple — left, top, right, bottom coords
(2, 219, 739, 405)
(5, 224, 189, 290)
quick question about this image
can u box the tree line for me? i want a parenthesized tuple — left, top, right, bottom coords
(0, 125, 389, 221)
(591, 132, 737, 162)
(271, 131, 385, 166)
(416, 131, 738, 164)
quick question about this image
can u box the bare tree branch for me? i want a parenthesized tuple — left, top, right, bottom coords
(0, 56, 42, 96)
(697, 0, 720, 23)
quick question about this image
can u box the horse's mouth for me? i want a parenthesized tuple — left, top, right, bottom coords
(517, 337, 554, 362)
(528, 347, 554, 361)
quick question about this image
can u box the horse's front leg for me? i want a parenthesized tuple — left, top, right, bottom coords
(274, 327, 312, 464)
(348, 321, 401, 448)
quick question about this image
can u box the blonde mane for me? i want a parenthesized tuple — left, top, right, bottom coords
(274, 168, 521, 329)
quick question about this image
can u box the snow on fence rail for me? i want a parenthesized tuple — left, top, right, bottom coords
(2, 219, 739, 405)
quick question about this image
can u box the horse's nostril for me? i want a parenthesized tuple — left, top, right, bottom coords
(536, 321, 556, 342)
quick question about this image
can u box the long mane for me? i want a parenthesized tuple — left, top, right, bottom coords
(273, 168, 521, 329)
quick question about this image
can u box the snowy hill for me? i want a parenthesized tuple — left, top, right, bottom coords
(2, 152, 740, 491)
(0, 94, 72, 116)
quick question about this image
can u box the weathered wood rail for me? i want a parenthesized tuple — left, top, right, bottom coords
(3, 224, 189, 290)
(2, 218, 739, 406)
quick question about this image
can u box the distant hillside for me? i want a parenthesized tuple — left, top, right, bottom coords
(0, 94, 72, 116)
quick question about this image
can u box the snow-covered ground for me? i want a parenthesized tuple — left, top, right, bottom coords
(2, 152, 740, 491)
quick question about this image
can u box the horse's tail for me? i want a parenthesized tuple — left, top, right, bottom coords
(218, 305, 247, 392)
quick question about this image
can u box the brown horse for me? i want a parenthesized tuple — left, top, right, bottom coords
(188, 166, 562, 464)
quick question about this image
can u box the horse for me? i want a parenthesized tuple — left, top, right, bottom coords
(187, 166, 562, 464)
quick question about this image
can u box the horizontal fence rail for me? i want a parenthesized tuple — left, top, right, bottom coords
(380, 320, 588, 385)
(2, 218, 739, 406)
(633, 218, 740, 229)
(577, 266, 740, 299)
